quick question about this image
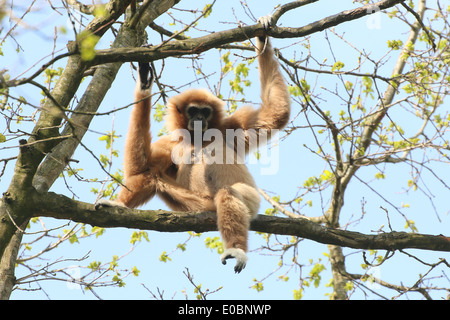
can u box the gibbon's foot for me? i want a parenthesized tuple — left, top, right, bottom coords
(138, 62, 154, 91)
(94, 198, 126, 210)
(220, 248, 248, 274)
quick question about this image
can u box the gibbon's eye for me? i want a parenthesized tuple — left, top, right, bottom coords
(187, 106, 200, 118)
(201, 107, 211, 119)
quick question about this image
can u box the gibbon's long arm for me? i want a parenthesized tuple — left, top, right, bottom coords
(225, 16, 291, 133)
(115, 63, 158, 208)
(98, 63, 215, 210)
(255, 36, 291, 129)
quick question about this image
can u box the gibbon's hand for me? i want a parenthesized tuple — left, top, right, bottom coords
(94, 198, 126, 210)
(138, 61, 154, 91)
(257, 14, 272, 31)
(220, 248, 248, 274)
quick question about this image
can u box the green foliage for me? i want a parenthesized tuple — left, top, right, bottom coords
(44, 67, 63, 85)
(88, 261, 101, 271)
(375, 172, 386, 180)
(229, 62, 251, 94)
(131, 266, 140, 277)
(202, 3, 213, 18)
(331, 61, 345, 72)
(405, 219, 418, 233)
(194, 283, 203, 300)
(153, 103, 166, 122)
(130, 231, 150, 245)
(387, 39, 403, 50)
(93, 4, 108, 19)
(159, 251, 172, 262)
(362, 76, 374, 98)
(99, 131, 118, 150)
(92, 131, 123, 200)
(204, 236, 224, 254)
(77, 31, 100, 61)
(309, 261, 325, 288)
(289, 78, 310, 102)
(62, 229, 79, 244)
(293, 288, 303, 300)
(251, 279, 264, 292)
(303, 169, 335, 190)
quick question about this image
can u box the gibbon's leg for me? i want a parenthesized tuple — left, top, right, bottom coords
(95, 62, 156, 209)
(215, 183, 260, 273)
(156, 176, 216, 212)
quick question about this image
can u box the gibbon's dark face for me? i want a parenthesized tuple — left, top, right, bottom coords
(186, 105, 213, 132)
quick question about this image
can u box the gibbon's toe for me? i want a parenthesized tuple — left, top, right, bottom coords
(220, 248, 248, 274)
(94, 199, 125, 210)
(94, 199, 110, 210)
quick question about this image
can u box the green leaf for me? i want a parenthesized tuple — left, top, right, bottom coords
(331, 61, 345, 72)
(204, 236, 224, 254)
(131, 266, 140, 277)
(293, 289, 303, 300)
(159, 251, 172, 262)
(78, 32, 100, 61)
(375, 172, 386, 180)
(251, 279, 264, 292)
(88, 261, 101, 271)
(130, 231, 150, 244)
(387, 39, 403, 50)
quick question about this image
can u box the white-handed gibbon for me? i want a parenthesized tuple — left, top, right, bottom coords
(96, 17, 291, 273)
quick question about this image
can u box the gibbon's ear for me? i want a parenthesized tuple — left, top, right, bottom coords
(165, 89, 226, 132)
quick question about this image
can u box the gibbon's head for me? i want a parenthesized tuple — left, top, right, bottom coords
(165, 89, 226, 133)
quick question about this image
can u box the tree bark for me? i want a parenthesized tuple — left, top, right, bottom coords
(323, 0, 426, 300)
(59, 0, 409, 67)
(0, 0, 179, 300)
(5, 0, 434, 300)
(32, 192, 450, 253)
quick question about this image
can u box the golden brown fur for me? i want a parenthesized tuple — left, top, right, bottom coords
(98, 35, 290, 272)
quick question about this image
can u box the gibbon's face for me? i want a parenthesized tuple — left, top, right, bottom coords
(185, 104, 213, 132)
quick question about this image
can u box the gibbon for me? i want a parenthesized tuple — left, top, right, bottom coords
(96, 18, 291, 273)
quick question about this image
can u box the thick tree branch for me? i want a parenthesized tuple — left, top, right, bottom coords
(0, 0, 176, 299)
(88, 0, 406, 66)
(33, 192, 450, 253)
(32, 0, 180, 193)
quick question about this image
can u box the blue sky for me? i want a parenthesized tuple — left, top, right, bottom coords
(1, 0, 449, 300)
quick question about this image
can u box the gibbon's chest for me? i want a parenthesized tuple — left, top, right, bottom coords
(175, 145, 255, 196)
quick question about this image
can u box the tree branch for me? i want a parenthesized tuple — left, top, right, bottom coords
(33, 192, 450, 253)
(89, 0, 407, 66)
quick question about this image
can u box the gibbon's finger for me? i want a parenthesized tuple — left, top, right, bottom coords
(138, 62, 154, 90)
(257, 14, 272, 31)
(220, 248, 248, 274)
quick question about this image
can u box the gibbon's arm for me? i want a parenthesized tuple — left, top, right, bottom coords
(225, 17, 291, 133)
(96, 63, 157, 209)
(96, 63, 216, 211)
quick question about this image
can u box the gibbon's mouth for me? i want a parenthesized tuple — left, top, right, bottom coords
(188, 120, 208, 132)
